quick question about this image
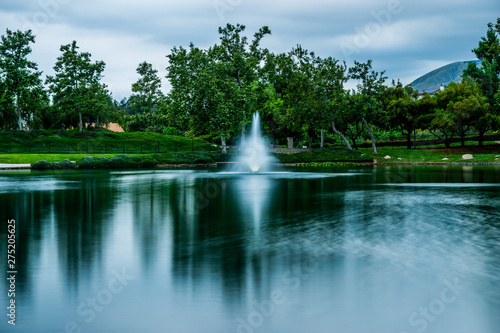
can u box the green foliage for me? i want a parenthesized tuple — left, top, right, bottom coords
(31, 159, 76, 169)
(348, 60, 388, 153)
(31, 160, 51, 169)
(163, 127, 178, 135)
(273, 148, 369, 163)
(0, 29, 45, 131)
(385, 82, 425, 148)
(166, 24, 271, 152)
(46, 41, 111, 133)
(463, 18, 500, 113)
(130, 61, 163, 132)
(429, 81, 491, 147)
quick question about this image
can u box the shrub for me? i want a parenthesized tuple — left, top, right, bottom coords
(163, 127, 178, 135)
(77, 154, 159, 169)
(78, 156, 110, 169)
(31, 159, 77, 170)
(54, 159, 77, 169)
(31, 160, 52, 170)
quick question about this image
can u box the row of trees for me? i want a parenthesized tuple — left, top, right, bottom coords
(163, 20, 500, 152)
(1, 18, 500, 153)
(0, 30, 118, 132)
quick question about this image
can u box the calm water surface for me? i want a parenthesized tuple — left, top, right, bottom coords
(0, 165, 499, 333)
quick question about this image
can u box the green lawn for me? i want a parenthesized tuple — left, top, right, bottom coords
(0, 153, 121, 164)
(0, 128, 213, 154)
(360, 147, 500, 163)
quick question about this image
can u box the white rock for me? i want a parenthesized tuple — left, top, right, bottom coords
(397, 158, 402, 160)
(442, 158, 449, 160)
(462, 154, 473, 160)
(384, 155, 391, 159)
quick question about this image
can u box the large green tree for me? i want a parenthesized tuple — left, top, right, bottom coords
(0, 29, 43, 130)
(462, 17, 500, 142)
(428, 81, 490, 148)
(46, 40, 107, 133)
(167, 43, 238, 153)
(167, 25, 271, 153)
(385, 82, 421, 149)
(463, 18, 500, 113)
(130, 61, 163, 132)
(348, 60, 388, 153)
(215, 23, 270, 142)
(260, 49, 312, 147)
(313, 56, 349, 148)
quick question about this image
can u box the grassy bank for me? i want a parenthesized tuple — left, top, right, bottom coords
(4, 147, 500, 169)
(362, 144, 500, 163)
(0, 128, 213, 154)
(1, 128, 499, 167)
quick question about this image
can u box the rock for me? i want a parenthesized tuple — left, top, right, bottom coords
(397, 158, 402, 160)
(462, 154, 473, 160)
(384, 155, 391, 159)
(442, 158, 449, 160)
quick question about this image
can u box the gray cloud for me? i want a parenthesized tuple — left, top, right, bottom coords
(1, 0, 499, 99)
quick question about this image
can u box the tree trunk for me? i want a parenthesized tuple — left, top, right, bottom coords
(241, 117, 246, 146)
(17, 105, 22, 131)
(320, 128, 324, 148)
(460, 132, 465, 147)
(151, 109, 156, 133)
(478, 132, 484, 146)
(78, 106, 83, 134)
(287, 137, 293, 149)
(221, 134, 227, 154)
(331, 120, 352, 150)
(406, 132, 411, 150)
(361, 117, 377, 154)
(444, 135, 451, 149)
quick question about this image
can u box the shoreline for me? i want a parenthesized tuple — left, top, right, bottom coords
(4, 161, 500, 170)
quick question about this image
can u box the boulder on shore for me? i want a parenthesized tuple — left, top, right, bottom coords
(462, 154, 473, 160)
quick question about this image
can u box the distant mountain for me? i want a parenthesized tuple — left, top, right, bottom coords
(410, 60, 481, 92)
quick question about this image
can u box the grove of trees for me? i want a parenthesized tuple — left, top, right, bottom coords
(1, 18, 499, 153)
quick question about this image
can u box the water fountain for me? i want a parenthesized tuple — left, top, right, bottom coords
(236, 112, 274, 173)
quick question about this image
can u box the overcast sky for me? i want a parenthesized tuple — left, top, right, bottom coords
(1, 0, 499, 100)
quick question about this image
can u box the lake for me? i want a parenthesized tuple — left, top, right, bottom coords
(1, 165, 499, 333)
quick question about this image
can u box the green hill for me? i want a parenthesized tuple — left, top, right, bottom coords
(410, 60, 480, 92)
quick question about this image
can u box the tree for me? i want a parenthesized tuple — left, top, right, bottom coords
(428, 81, 490, 148)
(463, 18, 500, 113)
(167, 25, 272, 153)
(0, 29, 43, 130)
(167, 43, 238, 153)
(462, 17, 500, 143)
(130, 61, 163, 132)
(215, 23, 271, 142)
(312, 56, 349, 148)
(260, 49, 312, 147)
(348, 60, 388, 153)
(0, 78, 16, 129)
(385, 82, 421, 149)
(46, 40, 107, 133)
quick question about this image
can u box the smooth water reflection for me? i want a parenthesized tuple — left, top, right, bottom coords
(0, 166, 499, 333)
